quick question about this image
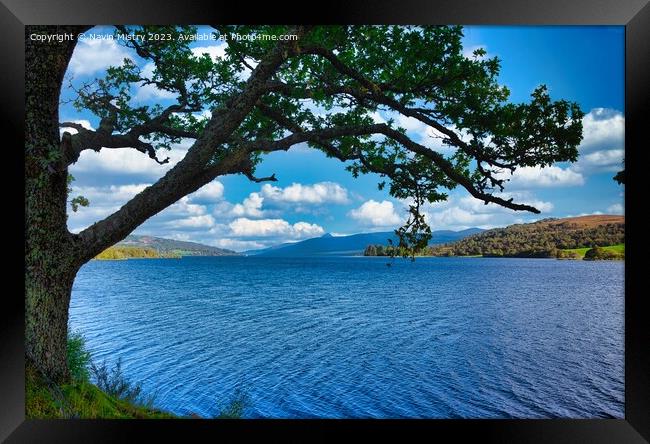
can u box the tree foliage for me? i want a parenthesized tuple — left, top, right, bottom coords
(584, 245, 624, 261)
(59, 25, 585, 257)
(94, 246, 179, 260)
(424, 219, 624, 258)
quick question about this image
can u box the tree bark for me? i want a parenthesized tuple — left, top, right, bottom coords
(25, 26, 86, 383)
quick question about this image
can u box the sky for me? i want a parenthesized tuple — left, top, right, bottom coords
(60, 26, 625, 252)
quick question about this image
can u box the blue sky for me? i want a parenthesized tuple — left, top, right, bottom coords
(61, 26, 625, 251)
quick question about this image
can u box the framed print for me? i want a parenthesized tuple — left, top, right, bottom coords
(3, 0, 649, 441)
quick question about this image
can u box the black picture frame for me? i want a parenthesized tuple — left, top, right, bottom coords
(3, 0, 648, 441)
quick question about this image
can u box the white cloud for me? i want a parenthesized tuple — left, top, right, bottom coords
(370, 111, 387, 124)
(126, 196, 213, 235)
(59, 119, 94, 136)
(261, 182, 350, 205)
(71, 183, 149, 204)
(156, 196, 207, 219)
(500, 166, 585, 189)
(425, 207, 495, 228)
(188, 181, 224, 204)
(191, 44, 226, 61)
(574, 149, 624, 173)
(349, 200, 402, 227)
(413, 190, 553, 231)
(458, 193, 554, 214)
(164, 214, 215, 229)
(228, 218, 324, 238)
(70, 143, 189, 180)
(167, 233, 191, 241)
(565, 108, 625, 175)
(579, 108, 624, 153)
(133, 62, 178, 102)
(606, 203, 624, 215)
(231, 193, 264, 218)
(211, 238, 266, 252)
(67, 183, 151, 232)
(133, 44, 226, 102)
(396, 114, 428, 132)
(68, 38, 130, 76)
(463, 45, 488, 59)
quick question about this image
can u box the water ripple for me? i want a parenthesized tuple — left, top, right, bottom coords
(69, 256, 624, 419)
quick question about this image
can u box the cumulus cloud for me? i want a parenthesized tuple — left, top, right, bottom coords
(458, 193, 554, 214)
(228, 218, 324, 238)
(231, 193, 264, 218)
(500, 166, 585, 189)
(574, 149, 624, 173)
(412, 190, 553, 231)
(261, 182, 350, 205)
(129, 196, 213, 234)
(188, 181, 224, 204)
(579, 108, 624, 153)
(164, 214, 215, 229)
(191, 44, 226, 61)
(566, 108, 625, 174)
(425, 207, 495, 228)
(67, 183, 151, 232)
(349, 200, 402, 227)
(395, 114, 428, 132)
(68, 38, 130, 76)
(69, 142, 190, 183)
(133, 44, 226, 102)
(463, 45, 488, 59)
(210, 238, 267, 252)
(606, 203, 624, 215)
(153, 196, 207, 219)
(59, 119, 94, 136)
(133, 62, 178, 102)
(79, 183, 149, 202)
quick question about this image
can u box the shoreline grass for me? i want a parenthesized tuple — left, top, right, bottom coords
(559, 243, 625, 260)
(27, 331, 248, 419)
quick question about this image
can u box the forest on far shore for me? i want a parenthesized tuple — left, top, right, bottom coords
(364, 215, 625, 259)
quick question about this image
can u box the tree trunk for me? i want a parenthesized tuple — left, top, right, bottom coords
(25, 26, 84, 383)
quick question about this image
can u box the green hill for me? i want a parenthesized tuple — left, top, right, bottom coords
(95, 245, 179, 260)
(117, 235, 240, 257)
(94, 235, 240, 260)
(426, 215, 624, 259)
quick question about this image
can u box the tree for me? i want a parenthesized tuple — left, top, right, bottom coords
(613, 169, 625, 185)
(363, 245, 377, 256)
(26, 25, 584, 381)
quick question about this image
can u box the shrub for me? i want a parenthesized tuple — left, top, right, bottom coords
(215, 387, 250, 419)
(90, 357, 156, 409)
(67, 331, 91, 383)
(584, 246, 624, 260)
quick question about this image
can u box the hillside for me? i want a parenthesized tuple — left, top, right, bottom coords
(117, 235, 240, 257)
(426, 215, 624, 258)
(246, 228, 483, 257)
(95, 246, 180, 260)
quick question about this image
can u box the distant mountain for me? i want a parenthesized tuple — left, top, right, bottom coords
(118, 235, 240, 256)
(426, 215, 624, 258)
(245, 228, 483, 257)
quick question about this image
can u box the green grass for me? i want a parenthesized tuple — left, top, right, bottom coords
(560, 243, 624, 259)
(94, 246, 181, 260)
(26, 331, 249, 419)
(27, 330, 178, 419)
(26, 364, 177, 419)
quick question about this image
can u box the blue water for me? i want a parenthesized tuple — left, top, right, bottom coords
(69, 256, 624, 419)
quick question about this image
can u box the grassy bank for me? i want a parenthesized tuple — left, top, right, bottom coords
(94, 246, 181, 260)
(27, 332, 247, 419)
(26, 363, 176, 419)
(559, 243, 624, 259)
